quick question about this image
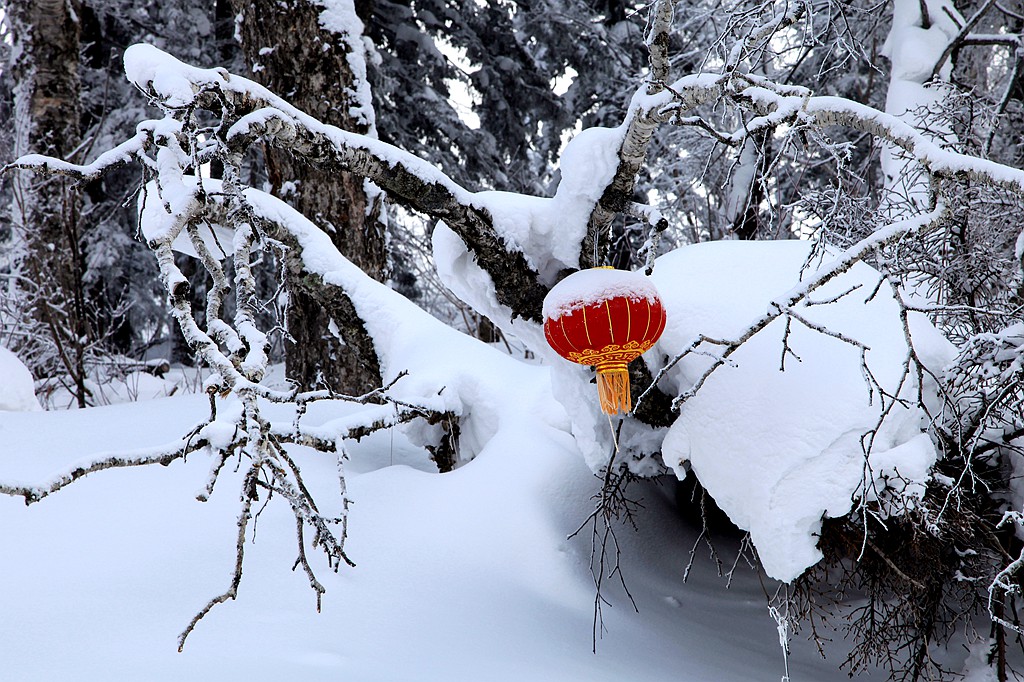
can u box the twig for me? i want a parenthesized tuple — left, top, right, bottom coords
(177, 464, 258, 651)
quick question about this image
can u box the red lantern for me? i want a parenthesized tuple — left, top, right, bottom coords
(543, 267, 666, 415)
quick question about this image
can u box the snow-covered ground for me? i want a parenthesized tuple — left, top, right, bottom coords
(1, 234, 965, 681)
(0, 389, 882, 681)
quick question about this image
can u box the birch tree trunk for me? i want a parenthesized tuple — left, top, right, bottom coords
(879, 0, 961, 219)
(7, 0, 90, 406)
(232, 0, 387, 393)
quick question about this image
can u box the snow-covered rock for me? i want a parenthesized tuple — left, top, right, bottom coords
(0, 346, 42, 412)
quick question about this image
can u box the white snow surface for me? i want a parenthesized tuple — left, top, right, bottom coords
(649, 240, 955, 582)
(0, 346, 41, 411)
(1, 383, 899, 681)
(542, 267, 661, 320)
(436, 226, 956, 584)
(0, 234, 968, 679)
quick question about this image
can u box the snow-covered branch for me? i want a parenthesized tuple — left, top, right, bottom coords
(646, 203, 952, 414)
(2, 43, 503, 642)
(723, 0, 808, 74)
(3, 130, 152, 183)
(122, 45, 550, 322)
(643, 72, 1024, 199)
(0, 436, 203, 504)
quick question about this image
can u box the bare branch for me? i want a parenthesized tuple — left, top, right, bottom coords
(177, 464, 257, 651)
(929, 0, 999, 81)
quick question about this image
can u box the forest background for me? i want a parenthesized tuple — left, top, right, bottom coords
(3, 1, 1024, 680)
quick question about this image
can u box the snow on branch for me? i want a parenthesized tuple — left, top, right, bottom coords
(629, 67, 1024, 199)
(581, 1, 714, 267)
(4, 130, 152, 183)
(929, 0, 999, 80)
(802, 98, 1024, 196)
(582, 2, 815, 264)
(120, 44, 550, 322)
(2, 45, 507, 642)
(723, 0, 809, 74)
(0, 435, 203, 505)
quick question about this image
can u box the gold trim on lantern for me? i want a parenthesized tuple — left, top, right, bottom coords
(566, 340, 654, 366)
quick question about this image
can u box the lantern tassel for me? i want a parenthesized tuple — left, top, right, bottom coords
(596, 364, 631, 415)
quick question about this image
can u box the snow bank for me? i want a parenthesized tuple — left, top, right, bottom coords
(648, 240, 955, 582)
(138, 158, 955, 586)
(543, 240, 955, 582)
(0, 346, 41, 412)
(0, 384, 882, 681)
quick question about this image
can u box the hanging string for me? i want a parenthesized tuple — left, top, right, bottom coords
(606, 412, 620, 454)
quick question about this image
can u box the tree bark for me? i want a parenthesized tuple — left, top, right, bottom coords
(7, 0, 89, 406)
(232, 0, 387, 393)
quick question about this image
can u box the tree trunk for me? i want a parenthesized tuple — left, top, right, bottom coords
(232, 0, 387, 394)
(7, 0, 89, 406)
(726, 132, 770, 241)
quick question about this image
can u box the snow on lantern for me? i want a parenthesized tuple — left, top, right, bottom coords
(543, 267, 667, 415)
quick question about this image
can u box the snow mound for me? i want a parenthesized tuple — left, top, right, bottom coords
(0, 347, 41, 412)
(647, 240, 955, 582)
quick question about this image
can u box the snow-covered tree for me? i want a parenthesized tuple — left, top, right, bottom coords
(3, 1, 1024, 679)
(1, 0, 235, 403)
